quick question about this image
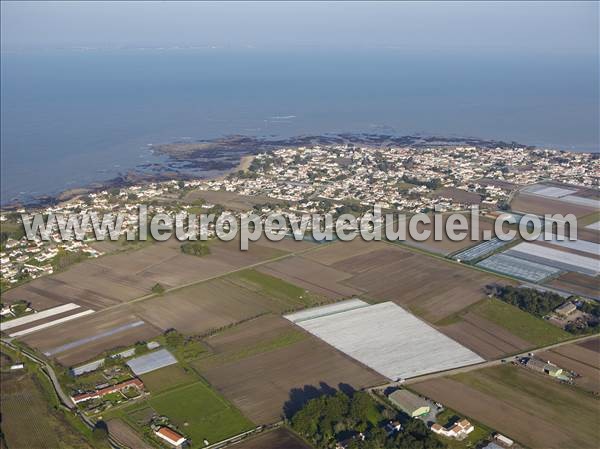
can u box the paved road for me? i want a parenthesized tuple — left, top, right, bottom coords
(369, 332, 599, 391)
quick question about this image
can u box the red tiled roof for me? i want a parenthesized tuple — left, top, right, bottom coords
(157, 427, 185, 443)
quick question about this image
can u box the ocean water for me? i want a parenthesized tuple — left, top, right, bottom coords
(1, 49, 598, 204)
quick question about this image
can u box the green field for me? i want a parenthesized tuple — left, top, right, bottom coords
(472, 299, 571, 346)
(140, 364, 197, 394)
(119, 381, 254, 447)
(230, 269, 324, 309)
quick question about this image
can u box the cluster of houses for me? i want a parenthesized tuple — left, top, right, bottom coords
(71, 377, 145, 404)
(215, 144, 598, 212)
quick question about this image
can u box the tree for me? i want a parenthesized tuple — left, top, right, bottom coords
(151, 283, 165, 295)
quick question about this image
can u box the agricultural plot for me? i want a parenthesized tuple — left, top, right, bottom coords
(522, 184, 578, 198)
(2, 237, 289, 314)
(506, 242, 600, 276)
(436, 299, 570, 360)
(21, 309, 160, 367)
(257, 256, 363, 300)
(138, 381, 254, 446)
(547, 272, 600, 300)
(139, 364, 197, 394)
(232, 428, 312, 449)
(476, 253, 562, 282)
(411, 365, 600, 449)
(342, 249, 503, 323)
(107, 419, 154, 449)
(1, 370, 94, 449)
(521, 183, 600, 208)
(197, 314, 307, 369)
(537, 337, 600, 394)
(126, 348, 178, 375)
(400, 213, 499, 256)
(537, 234, 600, 256)
(452, 238, 511, 262)
(134, 270, 326, 336)
(285, 301, 484, 380)
(198, 336, 385, 424)
(510, 192, 596, 218)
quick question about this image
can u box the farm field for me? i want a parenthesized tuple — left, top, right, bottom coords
(537, 337, 600, 394)
(20, 308, 161, 367)
(197, 336, 385, 424)
(505, 242, 600, 277)
(196, 314, 307, 369)
(510, 192, 597, 218)
(399, 213, 499, 256)
(232, 428, 313, 449)
(285, 239, 506, 323)
(411, 365, 600, 449)
(107, 419, 154, 449)
(257, 255, 363, 300)
(1, 237, 290, 314)
(437, 299, 570, 359)
(285, 300, 484, 380)
(547, 272, 600, 300)
(134, 269, 328, 336)
(476, 252, 562, 282)
(114, 381, 254, 448)
(1, 368, 94, 449)
(139, 364, 197, 394)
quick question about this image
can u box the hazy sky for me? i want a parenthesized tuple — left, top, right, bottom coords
(1, 1, 598, 54)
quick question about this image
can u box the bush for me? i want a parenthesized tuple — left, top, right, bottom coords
(180, 241, 211, 257)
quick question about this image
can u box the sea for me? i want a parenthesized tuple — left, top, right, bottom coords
(1, 48, 598, 205)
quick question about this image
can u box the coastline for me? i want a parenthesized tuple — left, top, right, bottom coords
(1, 132, 576, 212)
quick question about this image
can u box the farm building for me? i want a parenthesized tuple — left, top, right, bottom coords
(554, 302, 577, 317)
(154, 427, 187, 448)
(388, 390, 430, 417)
(71, 378, 144, 404)
(525, 358, 563, 377)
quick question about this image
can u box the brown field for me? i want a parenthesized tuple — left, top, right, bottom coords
(579, 338, 600, 353)
(232, 428, 312, 449)
(301, 239, 379, 265)
(3, 238, 289, 313)
(257, 256, 363, 300)
(511, 192, 596, 218)
(548, 272, 600, 300)
(411, 365, 600, 449)
(134, 269, 323, 336)
(1, 370, 94, 449)
(342, 248, 502, 322)
(198, 337, 385, 424)
(107, 419, 154, 449)
(21, 309, 160, 367)
(270, 240, 506, 323)
(202, 314, 301, 354)
(134, 279, 274, 335)
(538, 337, 600, 394)
(439, 312, 531, 359)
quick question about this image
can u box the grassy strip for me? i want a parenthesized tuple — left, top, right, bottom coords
(472, 299, 571, 346)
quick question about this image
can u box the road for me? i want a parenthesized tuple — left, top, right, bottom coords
(368, 332, 599, 391)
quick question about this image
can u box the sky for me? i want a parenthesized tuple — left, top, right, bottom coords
(1, 1, 598, 54)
